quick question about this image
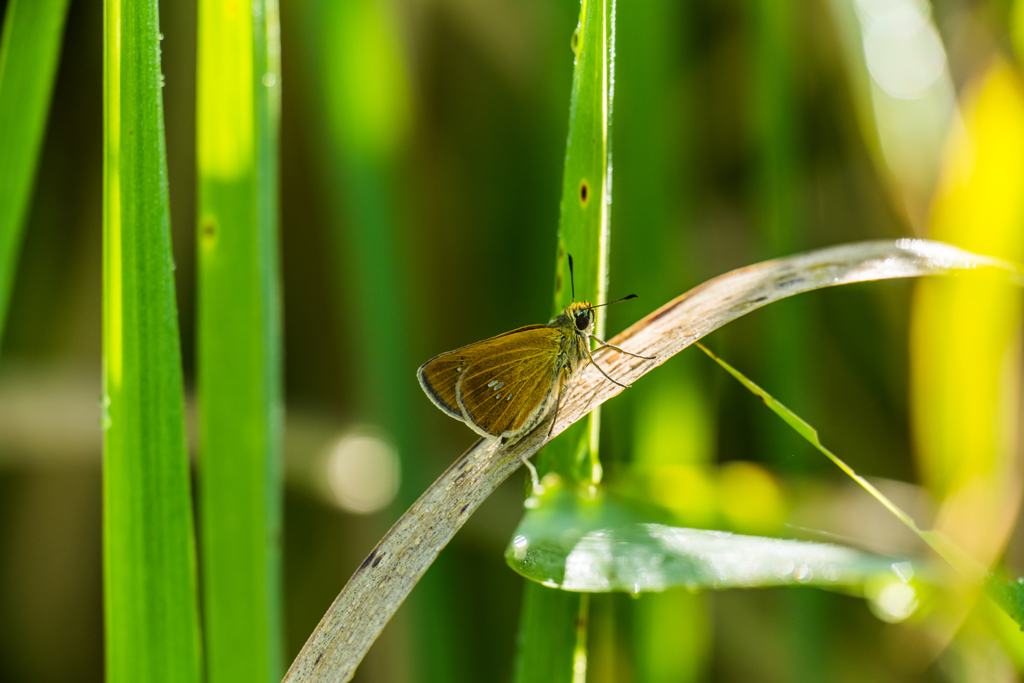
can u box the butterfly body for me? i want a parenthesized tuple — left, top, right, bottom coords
(417, 302, 597, 443)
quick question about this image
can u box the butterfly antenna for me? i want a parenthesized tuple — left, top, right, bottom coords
(568, 254, 576, 303)
(589, 294, 638, 310)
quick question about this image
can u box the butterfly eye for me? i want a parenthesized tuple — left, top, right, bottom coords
(575, 312, 590, 330)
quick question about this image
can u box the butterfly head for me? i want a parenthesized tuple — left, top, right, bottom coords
(566, 301, 595, 335)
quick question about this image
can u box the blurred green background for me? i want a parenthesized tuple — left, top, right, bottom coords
(2, 0, 1024, 680)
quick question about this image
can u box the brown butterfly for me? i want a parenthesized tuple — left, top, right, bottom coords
(417, 256, 651, 444)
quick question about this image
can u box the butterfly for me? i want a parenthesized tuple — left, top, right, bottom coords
(417, 256, 652, 444)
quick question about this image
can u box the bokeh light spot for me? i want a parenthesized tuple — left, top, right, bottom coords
(325, 431, 401, 514)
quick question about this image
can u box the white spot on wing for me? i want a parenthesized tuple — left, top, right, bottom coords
(487, 380, 498, 388)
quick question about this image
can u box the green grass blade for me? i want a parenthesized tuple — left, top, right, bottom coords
(694, 342, 987, 583)
(103, 1, 202, 681)
(613, 0, 709, 677)
(316, 0, 414, 440)
(515, 0, 616, 680)
(745, 26, 828, 672)
(911, 62, 1024, 580)
(514, 581, 586, 683)
(196, 1, 283, 681)
(750, 0, 813, 480)
(541, 0, 614, 486)
(312, 0, 468, 679)
(1016, 0, 1024, 63)
(0, 0, 71, 346)
(987, 576, 1024, 629)
(751, 0, 797, 260)
(511, 586, 587, 683)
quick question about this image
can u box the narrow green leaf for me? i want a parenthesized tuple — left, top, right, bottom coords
(196, 1, 283, 681)
(986, 576, 1024, 629)
(1015, 0, 1024, 65)
(695, 342, 988, 583)
(750, 0, 814, 482)
(511, 585, 586, 683)
(516, 0, 616, 680)
(514, 581, 585, 683)
(613, 0, 711, 677)
(750, 0, 797, 260)
(317, 0, 414, 439)
(541, 0, 615, 485)
(0, 0, 71, 346)
(911, 63, 1024, 587)
(313, 0, 468, 678)
(103, 1, 202, 682)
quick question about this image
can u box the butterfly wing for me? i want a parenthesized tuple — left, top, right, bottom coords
(417, 349, 469, 421)
(456, 326, 566, 439)
(418, 325, 567, 440)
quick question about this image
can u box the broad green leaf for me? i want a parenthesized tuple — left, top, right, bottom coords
(103, 1, 201, 682)
(196, 1, 283, 681)
(506, 489, 904, 594)
(0, 0, 71, 346)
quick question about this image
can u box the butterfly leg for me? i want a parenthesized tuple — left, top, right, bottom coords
(584, 345, 631, 388)
(522, 458, 542, 495)
(589, 334, 654, 360)
(546, 372, 567, 438)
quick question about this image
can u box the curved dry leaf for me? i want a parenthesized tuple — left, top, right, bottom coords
(283, 239, 1024, 683)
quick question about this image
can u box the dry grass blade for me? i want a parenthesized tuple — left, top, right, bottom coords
(283, 238, 1023, 683)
